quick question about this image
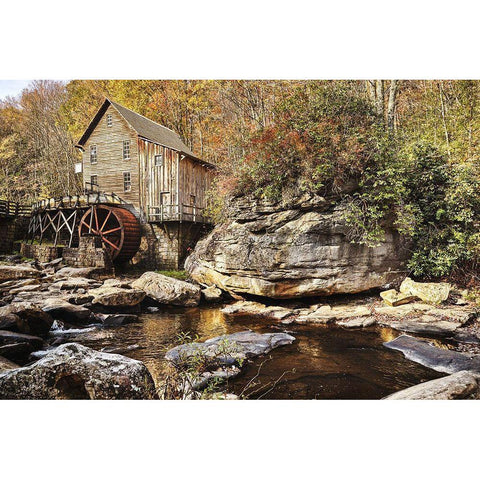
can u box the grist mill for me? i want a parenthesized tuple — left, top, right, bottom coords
(12, 98, 216, 270)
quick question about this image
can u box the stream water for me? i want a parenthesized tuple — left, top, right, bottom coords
(50, 305, 444, 399)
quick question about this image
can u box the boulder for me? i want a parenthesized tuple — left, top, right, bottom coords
(54, 267, 100, 279)
(384, 335, 480, 374)
(221, 301, 294, 320)
(0, 355, 19, 374)
(380, 289, 418, 307)
(0, 343, 36, 362)
(98, 314, 139, 328)
(376, 304, 475, 336)
(0, 330, 44, 349)
(337, 316, 376, 328)
(9, 284, 44, 295)
(102, 278, 132, 288)
(399, 277, 451, 304)
(294, 304, 372, 324)
(89, 286, 146, 307)
(0, 330, 44, 361)
(0, 265, 41, 283)
(131, 272, 201, 307)
(0, 343, 157, 399)
(165, 330, 295, 369)
(385, 371, 480, 400)
(201, 285, 223, 303)
(185, 195, 408, 299)
(0, 313, 20, 331)
(0, 302, 54, 335)
(50, 277, 102, 291)
(41, 298, 93, 325)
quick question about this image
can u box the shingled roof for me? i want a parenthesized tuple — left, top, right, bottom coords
(77, 98, 205, 163)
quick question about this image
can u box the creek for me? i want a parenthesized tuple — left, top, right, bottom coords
(50, 304, 444, 399)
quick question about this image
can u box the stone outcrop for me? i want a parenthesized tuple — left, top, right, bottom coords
(131, 272, 201, 307)
(185, 194, 408, 299)
(220, 298, 476, 337)
(385, 371, 480, 400)
(0, 343, 157, 399)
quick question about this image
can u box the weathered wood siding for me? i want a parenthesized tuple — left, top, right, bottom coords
(178, 156, 215, 212)
(82, 105, 140, 207)
(138, 139, 179, 216)
(139, 139, 214, 219)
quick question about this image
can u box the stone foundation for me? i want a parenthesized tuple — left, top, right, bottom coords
(132, 222, 211, 270)
(0, 219, 16, 254)
(0, 217, 29, 254)
(20, 243, 63, 263)
(62, 236, 113, 271)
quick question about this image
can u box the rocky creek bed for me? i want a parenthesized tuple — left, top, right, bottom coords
(2, 257, 480, 399)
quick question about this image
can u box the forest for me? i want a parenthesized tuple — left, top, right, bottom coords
(1, 80, 480, 280)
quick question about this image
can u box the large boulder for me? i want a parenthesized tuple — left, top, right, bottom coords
(185, 195, 408, 299)
(0, 302, 54, 335)
(0, 343, 157, 399)
(0, 265, 41, 283)
(89, 286, 146, 307)
(399, 277, 451, 305)
(131, 272, 201, 307)
(385, 371, 480, 400)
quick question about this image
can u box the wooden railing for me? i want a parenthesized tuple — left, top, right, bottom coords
(0, 200, 31, 218)
(147, 204, 210, 224)
(31, 191, 127, 212)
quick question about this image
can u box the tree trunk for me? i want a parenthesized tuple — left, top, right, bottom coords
(375, 80, 385, 124)
(387, 80, 399, 132)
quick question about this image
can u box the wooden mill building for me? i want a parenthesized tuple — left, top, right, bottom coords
(74, 98, 216, 269)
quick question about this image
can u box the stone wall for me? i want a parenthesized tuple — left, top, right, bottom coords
(20, 243, 63, 263)
(0, 217, 30, 254)
(132, 222, 210, 270)
(62, 236, 113, 271)
(0, 219, 16, 254)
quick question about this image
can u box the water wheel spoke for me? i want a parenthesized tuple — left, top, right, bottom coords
(80, 218, 91, 231)
(100, 210, 112, 232)
(102, 226, 122, 235)
(80, 218, 98, 234)
(101, 236, 121, 251)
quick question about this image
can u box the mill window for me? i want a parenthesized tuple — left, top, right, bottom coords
(90, 175, 98, 186)
(123, 172, 131, 192)
(107, 114, 112, 127)
(90, 145, 97, 164)
(154, 154, 163, 166)
(123, 140, 131, 160)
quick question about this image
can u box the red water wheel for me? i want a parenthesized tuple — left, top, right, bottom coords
(78, 205, 141, 263)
